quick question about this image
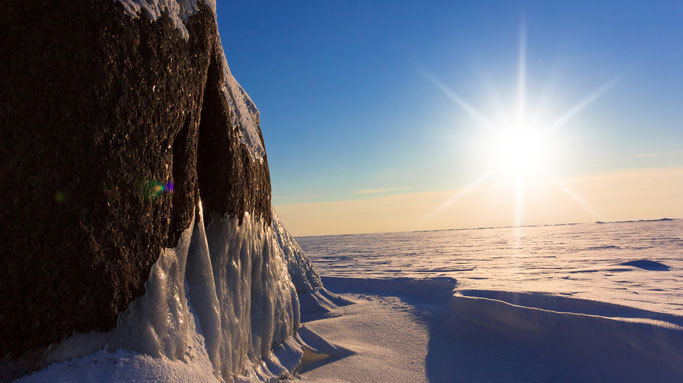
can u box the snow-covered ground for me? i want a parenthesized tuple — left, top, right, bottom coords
(299, 219, 683, 315)
(296, 219, 683, 382)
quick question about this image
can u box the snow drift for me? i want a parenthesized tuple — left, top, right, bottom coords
(320, 276, 683, 382)
(448, 289, 683, 381)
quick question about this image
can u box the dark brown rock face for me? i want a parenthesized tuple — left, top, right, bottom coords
(197, 43, 271, 225)
(0, 0, 271, 373)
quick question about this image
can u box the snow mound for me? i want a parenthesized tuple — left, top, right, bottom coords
(619, 259, 670, 271)
(322, 276, 457, 304)
(295, 326, 354, 374)
(458, 290, 683, 327)
(299, 288, 354, 323)
(114, 0, 216, 40)
(24, 200, 305, 382)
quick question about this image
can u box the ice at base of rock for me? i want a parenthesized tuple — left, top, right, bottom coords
(27, 201, 302, 382)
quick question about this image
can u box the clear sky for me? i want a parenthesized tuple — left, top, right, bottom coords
(217, 1, 683, 236)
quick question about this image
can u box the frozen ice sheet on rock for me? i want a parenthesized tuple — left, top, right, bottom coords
(44, 214, 198, 364)
(28, 203, 306, 382)
(273, 208, 323, 293)
(18, 218, 220, 383)
(202, 211, 300, 379)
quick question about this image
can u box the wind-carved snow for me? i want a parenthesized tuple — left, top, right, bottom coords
(306, 276, 683, 382)
(218, 43, 266, 162)
(23, 202, 307, 383)
(114, 0, 216, 40)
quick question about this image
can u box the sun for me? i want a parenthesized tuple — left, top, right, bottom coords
(487, 124, 549, 178)
(418, 18, 619, 228)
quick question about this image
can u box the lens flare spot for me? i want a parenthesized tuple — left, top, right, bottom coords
(143, 179, 174, 200)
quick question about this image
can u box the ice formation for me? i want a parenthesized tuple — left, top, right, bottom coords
(271, 209, 355, 322)
(114, 0, 216, 40)
(272, 209, 323, 293)
(23, 202, 306, 382)
(201, 207, 299, 379)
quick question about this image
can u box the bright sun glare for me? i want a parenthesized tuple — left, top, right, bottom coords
(420, 19, 619, 228)
(490, 126, 546, 177)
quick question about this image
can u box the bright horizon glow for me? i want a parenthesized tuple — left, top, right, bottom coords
(276, 168, 683, 236)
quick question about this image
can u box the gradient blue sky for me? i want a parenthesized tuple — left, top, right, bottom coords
(217, 1, 683, 234)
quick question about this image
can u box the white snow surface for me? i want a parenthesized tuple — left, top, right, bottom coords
(19, 202, 305, 382)
(299, 219, 683, 315)
(292, 219, 683, 382)
(218, 42, 266, 161)
(300, 277, 683, 382)
(114, 0, 216, 40)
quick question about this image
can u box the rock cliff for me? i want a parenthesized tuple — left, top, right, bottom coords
(0, 1, 307, 381)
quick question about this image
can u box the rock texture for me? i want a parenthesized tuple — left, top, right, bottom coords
(197, 43, 271, 225)
(0, 0, 273, 377)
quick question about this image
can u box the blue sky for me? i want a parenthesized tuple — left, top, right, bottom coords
(216, 1, 683, 234)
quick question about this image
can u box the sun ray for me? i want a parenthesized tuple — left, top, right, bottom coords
(469, 62, 512, 126)
(419, 69, 497, 133)
(417, 18, 615, 233)
(416, 167, 501, 228)
(528, 58, 571, 130)
(542, 170, 600, 218)
(517, 18, 527, 122)
(542, 76, 621, 137)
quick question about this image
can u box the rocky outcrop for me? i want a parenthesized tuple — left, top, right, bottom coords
(0, 1, 284, 380)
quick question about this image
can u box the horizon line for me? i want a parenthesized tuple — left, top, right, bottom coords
(294, 217, 678, 238)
